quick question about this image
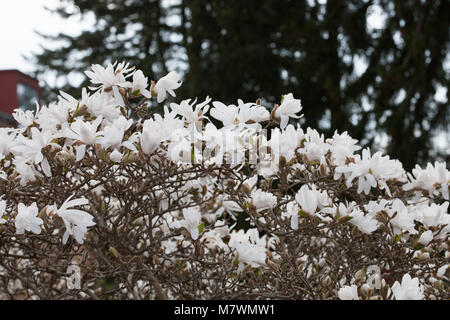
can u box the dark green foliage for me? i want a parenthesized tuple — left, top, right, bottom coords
(30, 0, 449, 170)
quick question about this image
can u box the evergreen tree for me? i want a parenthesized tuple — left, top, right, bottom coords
(31, 0, 449, 170)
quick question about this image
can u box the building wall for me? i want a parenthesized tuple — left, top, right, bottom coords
(0, 70, 41, 127)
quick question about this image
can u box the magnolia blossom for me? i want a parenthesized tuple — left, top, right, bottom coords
(389, 199, 417, 235)
(97, 116, 134, 149)
(282, 201, 300, 230)
(270, 125, 305, 163)
(328, 131, 361, 166)
(80, 88, 121, 120)
(51, 196, 95, 244)
(349, 209, 378, 234)
(295, 185, 319, 216)
(238, 101, 270, 123)
(15, 202, 43, 235)
(13, 108, 35, 127)
(85, 62, 134, 106)
(167, 137, 194, 163)
(214, 196, 243, 219)
(0, 200, 6, 224)
(12, 128, 59, 177)
(170, 97, 211, 124)
(130, 70, 152, 98)
(231, 241, 267, 273)
(154, 71, 182, 103)
(299, 128, 329, 163)
(404, 161, 449, 200)
(274, 93, 302, 129)
(171, 207, 203, 240)
(63, 116, 103, 161)
(210, 99, 270, 126)
(97, 116, 137, 161)
(210, 101, 240, 126)
(335, 148, 405, 196)
(418, 230, 433, 246)
(0, 128, 16, 160)
(36, 100, 71, 132)
(412, 202, 450, 239)
(229, 229, 267, 272)
(338, 285, 359, 300)
(139, 118, 164, 155)
(12, 157, 43, 186)
(391, 274, 424, 300)
(250, 189, 277, 212)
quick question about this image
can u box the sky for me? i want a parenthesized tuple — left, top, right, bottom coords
(0, 0, 92, 73)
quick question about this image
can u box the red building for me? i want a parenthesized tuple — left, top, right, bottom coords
(0, 70, 41, 127)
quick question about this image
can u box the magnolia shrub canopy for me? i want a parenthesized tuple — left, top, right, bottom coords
(0, 62, 448, 300)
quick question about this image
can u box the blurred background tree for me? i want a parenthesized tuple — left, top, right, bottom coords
(30, 0, 449, 170)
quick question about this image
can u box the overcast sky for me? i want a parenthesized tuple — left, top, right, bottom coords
(0, 0, 92, 73)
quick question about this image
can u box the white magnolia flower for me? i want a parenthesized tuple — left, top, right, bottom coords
(12, 128, 59, 177)
(418, 230, 433, 246)
(295, 185, 319, 216)
(52, 196, 95, 244)
(15, 202, 43, 235)
(130, 70, 152, 98)
(210, 101, 240, 126)
(391, 274, 424, 300)
(237, 101, 270, 123)
(12, 108, 36, 127)
(154, 71, 182, 103)
(36, 100, 71, 132)
(0, 128, 16, 160)
(0, 199, 6, 224)
(171, 207, 203, 240)
(97, 116, 137, 156)
(13, 157, 43, 186)
(12, 128, 56, 164)
(85, 61, 133, 89)
(250, 189, 277, 212)
(139, 118, 164, 155)
(214, 195, 243, 219)
(229, 229, 267, 272)
(281, 201, 300, 230)
(109, 149, 124, 162)
(170, 97, 211, 123)
(299, 128, 329, 163)
(338, 285, 359, 300)
(232, 241, 267, 273)
(328, 131, 361, 166)
(85, 61, 134, 106)
(349, 208, 378, 234)
(404, 161, 449, 200)
(335, 148, 405, 196)
(211, 99, 270, 127)
(167, 138, 193, 163)
(81, 88, 121, 120)
(63, 116, 103, 161)
(412, 202, 449, 239)
(269, 125, 305, 163)
(389, 199, 417, 235)
(274, 93, 303, 129)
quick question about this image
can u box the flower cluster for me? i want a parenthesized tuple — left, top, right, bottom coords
(0, 61, 448, 300)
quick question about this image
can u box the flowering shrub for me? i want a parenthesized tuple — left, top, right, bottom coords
(0, 62, 448, 300)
